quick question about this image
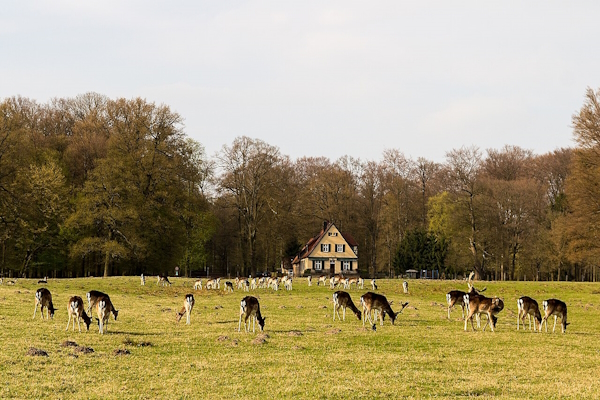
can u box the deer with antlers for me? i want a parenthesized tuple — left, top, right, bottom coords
(463, 292, 504, 332)
(360, 292, 408, 326)
(540, 299, 569, 334)
(446, 272, 487, 320)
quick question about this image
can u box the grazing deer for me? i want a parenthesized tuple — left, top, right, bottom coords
(194, 279, 203, 290)
(65, 296, 92, 332)
(517, 296, 542, 331)
(238, 296, 266, 333)
(463, 293, 504, 332)
(224, 281, 234, 292)
(360, 292, 408, 326)
(371, 279, 377, 290)
(206, 279, 218, 289)
(332, 291, 362, 322)
(38, 276, 48, 284)
(402, 281, 408, 294)
(140, 274, 145, 286)
(176, 294, 195, 325)
(33, 288, 57, 320)
(446, 272, 487, 320)
(96, 296, 118, 334)
(241, 280, 250, 292)
(347, 277, 358, 289)
(317, 275, 327, 286)
(157, 275, 171, 286)
(307, 275, 312, 286)
(250, 278, 258, 290)
(540, 299, 569, 333)
(284, 278, 293, 291)
(216, 277, 221, 289)
(358, 277, 364, 289)
(86, 290, 118, 321)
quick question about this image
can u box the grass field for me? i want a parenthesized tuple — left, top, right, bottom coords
(0, 277, 599, 399)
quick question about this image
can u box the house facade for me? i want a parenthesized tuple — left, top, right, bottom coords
(292, 222, 358, 276)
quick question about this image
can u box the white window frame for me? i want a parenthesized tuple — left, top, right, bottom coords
(321, 244, 330, 252)
(336, 244, 344, 253)
(343, 261, 351, 271)
(314, 260, 322, 270)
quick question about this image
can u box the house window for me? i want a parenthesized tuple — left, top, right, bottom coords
(336, 244, 345, 253)
(314, 260, 322, 270)
(343, 261, 351, 271)
(328, 232, 338, 237)
(321, 244, 330, 252)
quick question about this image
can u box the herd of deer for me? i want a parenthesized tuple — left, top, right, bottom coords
(446, 272, 569, 333)
(28, 271, 569, 336)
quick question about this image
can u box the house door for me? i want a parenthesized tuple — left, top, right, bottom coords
(330, 260, 336, 274)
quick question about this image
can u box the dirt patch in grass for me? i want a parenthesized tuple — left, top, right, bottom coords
(325, 328, 342, 335)
(75, 346, 94, 354)
(292, 345, 304, 350)
(61, 340, 78, 348)
(113, 349, 131, 356)
(217, 335, 229, 342)
(27, 347, 48, 357)
(123, 337, 136, 346)
(288, 330, 303, 337)
(251, 334, 269, 345)
(318, 305, 327, 309)
(137, 341, 153, 347)
(279, 305, 286, 309)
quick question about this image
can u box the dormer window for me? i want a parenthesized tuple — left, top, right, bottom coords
(328, 232, 338, 237)
(321, 244, 330, 252)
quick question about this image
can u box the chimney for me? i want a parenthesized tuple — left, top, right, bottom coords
(323, 221, 328, 232)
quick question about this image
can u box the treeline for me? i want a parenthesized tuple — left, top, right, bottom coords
(2, 90, 600, 281)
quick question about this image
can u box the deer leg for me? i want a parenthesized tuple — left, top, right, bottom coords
(460, 304, 465, 320)
(76, 316, 81, 332)
(33, 303, 38, 320)
(343, 306, 346, 321)
(238, 314, 242, 332)
(65, 315, 71, 331)
(552, 315, 557, 333)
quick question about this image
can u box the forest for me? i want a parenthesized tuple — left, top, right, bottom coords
(2, 89, 600, 281)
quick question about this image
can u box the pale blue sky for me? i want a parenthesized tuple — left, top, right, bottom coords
(1, 1, 596, 162)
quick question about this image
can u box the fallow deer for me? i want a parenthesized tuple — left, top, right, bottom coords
(194, 279, 203, 290)
(517, 296, 542, 331)
(86, 290, 118, 321)
(358, 277, 364, 289)
(360, 292, 408, 326)
(238, 296, 266, 333)
(38, 276, 48, 284)
(250, 278, 258, 290)
(402, 281, 408, 294)
(206, 279, 218, 289)
(33, 288, 57, 320)
(371, 279, 377, 290)
(317, 275, 328, 286)
(140, 274, 145, 286)
(463, 293, 504, 332)
(307, 275, 312, 286)
(540, 299, 569, 334)
(96, 295, 118, 334)
(284, 278, 293, 291)
(332, 291, 362, 322)
(65, 296, 92, 332)
(347, 277, 359, 289)
(157, 274, 171, 286)
(176, 294, 195, 325)
(224, 281, 234, 292)
(446, 272, 487, 320)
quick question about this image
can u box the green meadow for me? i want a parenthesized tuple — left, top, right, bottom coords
(0, 277, 598, 399)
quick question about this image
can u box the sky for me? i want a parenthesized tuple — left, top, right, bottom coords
(1, 1, 598, 163)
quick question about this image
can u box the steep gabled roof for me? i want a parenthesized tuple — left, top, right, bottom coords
(292, 221, 357, 264)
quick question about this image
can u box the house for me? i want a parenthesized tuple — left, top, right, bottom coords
(291, 221, 359, 277)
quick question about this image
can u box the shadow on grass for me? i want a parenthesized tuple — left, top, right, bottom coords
(108, 331, 163, 336)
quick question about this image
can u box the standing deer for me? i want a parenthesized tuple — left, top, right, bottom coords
(238, 296, 266, 333)
(157, 275, 171, 286)
(332, 291, 361, 322)
(402, 281, 408, 294)
(371, 279, 377, 290)
(540, 299, 569, 333)
(360, 292, 408, 326)
(357, 277, 364, 289)
(194, 279, 203, 290)
(86, 290, 118, 321)
(65, 296, 92, 332)
(446, 272, 487, 320)
(38, 276, 48, 284)
(317, 275, 328, 286)
(224, 281, 234, 292)
(517, 296, 542, 331)
(176, 294, 195, 325)
(33, 288, 57, 320)
(307, 275, 312, 286)
(140, 274, 145, 286)
(96, 295, 118, 334)
(463, 293, 504, 332)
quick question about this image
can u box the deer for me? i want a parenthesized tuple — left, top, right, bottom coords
(402, 281, 408, 294)
(96, 295, 118, 334)
(284, 278, 293, 291)
(347, 277, 359, 289)
(517, 296, 542, 331)
(205, 279, 218, 289)
(371, 279, 377, 290)
(86, 290, 118, 321)
(250, 278, 258, 290)
(540, 299, 569, 334)
(238, 296, 266, 333)
(360, 292, 408, 326)
(446, 272, 487, 320)
(307, 275, 312, 286)
(317, 275, 328, 286)
(241, 279, 250, 292)
(38, 276, 48, 284)
(224, 281, 234, 292)
(33, 288, 57, 320)
(65, 296, 92, 332)
(176, 294, 195, 325)
(157, 274, 171, 286)
(358, 277, 364, 289)
(140, 274, 145, 286)
(194, 279, 203, 290)
(463, 293, 504, 332)
(332, 291, 362, 322)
